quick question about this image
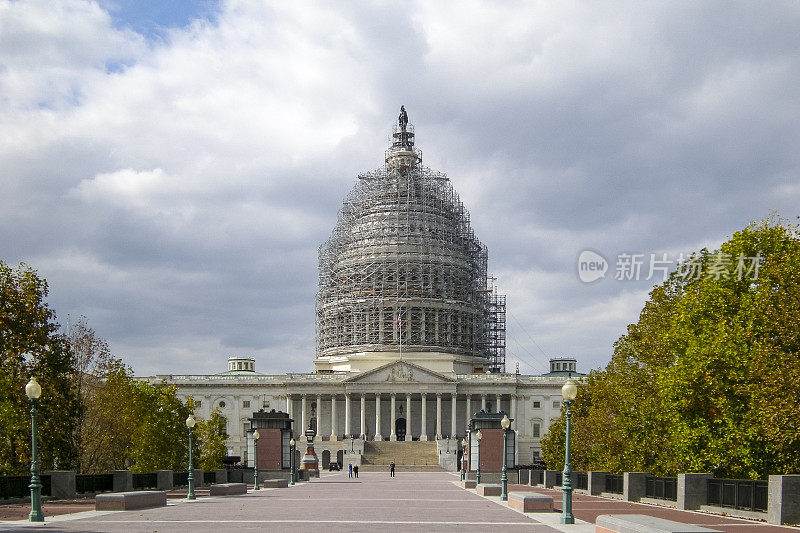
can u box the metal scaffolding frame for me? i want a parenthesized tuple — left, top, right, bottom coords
(315, 110, 506, 372)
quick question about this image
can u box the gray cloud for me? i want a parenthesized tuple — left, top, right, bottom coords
(2, 0, 799, 376)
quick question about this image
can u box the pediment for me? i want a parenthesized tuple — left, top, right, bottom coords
(344, 361, 456, 384)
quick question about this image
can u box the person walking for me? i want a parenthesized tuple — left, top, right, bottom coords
(348, 463, 353, 478)
(353, 465, 359, 478)
(390, 461, 395, 478)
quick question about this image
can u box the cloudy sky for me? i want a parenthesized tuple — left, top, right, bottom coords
(2, 0, 799, 377)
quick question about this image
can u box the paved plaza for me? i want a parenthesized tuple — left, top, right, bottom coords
(2, 472, 798, 532)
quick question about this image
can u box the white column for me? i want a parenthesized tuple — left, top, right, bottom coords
(316, 394, 323, 441)
(330, 395, 338, 441)
(451, 393, 457, 438)
(345, 394, 351, 437)
(390, 394, 397, 441)
(496, 394, 501, 414)
(301, 395, 307, 433)
(420, 393, 428, 441)
(466, 395, 472, 430)
(405, 394, 412, 441)
(511, 395, 517, 431)
(286, 394, 292, 432)
(375, 394, 382, 440)
(481, 394, 487, 411)
(360, 394, 366, 439)
(436, 393, 442, 439)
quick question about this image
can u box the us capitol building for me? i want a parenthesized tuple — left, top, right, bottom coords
(145, 108, 580, 468)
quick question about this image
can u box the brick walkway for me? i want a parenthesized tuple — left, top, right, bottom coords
(505, 484, 800, 532)
(0, 472, 559, 532)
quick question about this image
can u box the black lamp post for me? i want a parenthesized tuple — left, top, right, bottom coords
(26, 377, 43, 522)
(186, 414, 196, 500)
(289, 438, 296, 485)
(460, 438, 467, 481)
(253, 430, 260, 490)
(475, 430, 482, 484)
(501, 414, 510, 501)
(560, 378, 578, 524)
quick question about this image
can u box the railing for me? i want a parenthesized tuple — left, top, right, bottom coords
(204, 471, 216, 484)
(707, 478, 768, 513)
(75, 474, 113, 494)
(0, 475, 51, 499)
(575, 472, 588, 490)
(173, 471, 189, 487)
(646, 476, 677, 501)
(531, 470, 544, 485)
(132, 473, 157, 490)
(555, 472, 563, 486)
(605, 474, 623, 494)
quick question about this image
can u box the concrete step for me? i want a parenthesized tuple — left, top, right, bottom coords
(362, 440, 440, 467)
(358, 464, 445, 472)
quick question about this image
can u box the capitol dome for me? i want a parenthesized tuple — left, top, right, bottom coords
(315, 108, 505, 374)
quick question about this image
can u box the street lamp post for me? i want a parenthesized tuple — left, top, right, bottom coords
(186, 414, 196, 500)
(460, 438, 467, 481)
(475, 430, 482, 485)
(253, 430, 260, 490)
(560, 378, 578, 524)
(501, 414, 510, 501)
(289, 438, 295, 485)
(25, 377, 43, 522)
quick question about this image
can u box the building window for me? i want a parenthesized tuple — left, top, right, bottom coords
(533, 423, 541, 438)
(243, 400, 250, 408)
(196, 400, 202, 408)
(531, 449, 540, 459)
(552, 400, 560, 408)
(219, 400, 226, 408)
(532, 401, 541, 409)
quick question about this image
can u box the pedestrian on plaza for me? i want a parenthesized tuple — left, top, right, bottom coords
(353, 465, 359, 478)
(348, 463, 353, 478)
(390, 461, 395, 477)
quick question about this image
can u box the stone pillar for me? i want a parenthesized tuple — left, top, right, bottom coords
(436, 393, 442, 439)
(286, 394, 292, 432)
(451, 393, 457, 438)
(390, 394, 397, 441)
(511, 396, 517, 431)
(768, 474, 800, 526)
(156, 470, 173, 490)
(623, 472, 649, 502)
(481, 394, 487, 411)
(496, 393, 501, 413)
(112, 470, 132, 492)
(375, 394, 382, 440)
(47, 470, 76, 499)
(316, 394, 323, 441)
(588, 471, 608, 496)
(420, 393, 428, 441)
(405, 394, 412, 441)
(677, 473, 711, 510)
(330, 395, 338, 441)
(360, 394, 366, 439)
(301, 395, 307, 433)
(345, 394, 351, 437)
(465, 396, 471, 430)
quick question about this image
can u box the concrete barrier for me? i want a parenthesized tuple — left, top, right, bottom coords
(156, 470, 173, 491)
(595, 514, 722, 533)
(261, 478, 289, 488)
(477, 484, 502, 496)
(768, 474, 800, 526)
(461, 480, 476, 489)
(96, 491, 167, 511)
(508, 492, 553, 512)
(209, 483, 247, 496)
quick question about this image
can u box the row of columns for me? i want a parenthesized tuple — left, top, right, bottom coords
(286, 392, 516, 440)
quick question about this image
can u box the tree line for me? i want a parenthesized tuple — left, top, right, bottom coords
(0, 262, 227, 475)
(542, 218, 800, 479)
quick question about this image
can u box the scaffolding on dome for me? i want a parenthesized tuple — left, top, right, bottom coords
(315, 108, 506, 373)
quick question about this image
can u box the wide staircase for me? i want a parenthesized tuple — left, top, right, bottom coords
(359, 441, 443, 472)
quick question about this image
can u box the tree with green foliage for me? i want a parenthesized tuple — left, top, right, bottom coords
(0, 262, 80, 474)
(195, 408, 228, 471)
(542, 217, 800, 479)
